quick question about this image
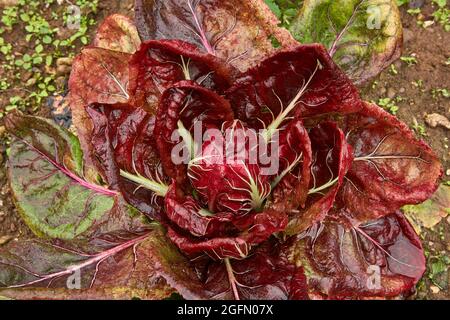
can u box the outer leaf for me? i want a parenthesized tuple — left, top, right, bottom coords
(202, 239, 309, 300)
(339, 102, 443, 223)
(289, 212, 425, 299)
(93, 14, 142, 54)
(285, 122, 353, 235)
(403, 184, 450, 232)
(0, 227, 174, 300)
(289, 0, 403, 84)
(4, 112, 137, 240)
(134, 0, 297, 71)
(67, 47, 131, 173)
(151, 236, 308, 300)
(87, 103, 166, 221)
(226, 44, 362, 129)
(128, 39, 234, 111)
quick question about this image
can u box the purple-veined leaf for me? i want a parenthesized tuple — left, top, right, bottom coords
(134, 0, 297, 71)
(3, 112, 147, 240)
(0, 226, 174, 300)
(288, 211, 425, 299)
(338, 102, 443, 223)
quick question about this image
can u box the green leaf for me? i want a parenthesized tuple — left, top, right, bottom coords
(403, 184, 450, 233)
(289, 0, 403, 84)
(265, 0, 283, 19)
(4, 112, 139, 240)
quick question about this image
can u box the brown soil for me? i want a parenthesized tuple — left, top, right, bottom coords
(0, 0, 448, 299)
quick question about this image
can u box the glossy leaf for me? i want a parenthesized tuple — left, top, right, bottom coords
(289, 0, 403, 84)
(4, 112, 135, 240)
(270, 119, 312, 213)
(155, 81, 234, 185)
(288, 211, 425, 299)
(285, 122, 353, 235)
(87, 103, 167, 221)
(134, 0, 297, 71)
(188, 120, 271, 216)
(339, 102, 443, 223)
(226, 44, 362, 129)
(202, 239, 309, 300)
(128, 39, 234, 111)
(167, 209, 288, 260)
(93, 14, 142, 54)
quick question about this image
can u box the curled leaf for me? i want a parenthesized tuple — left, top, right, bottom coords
(128, 39, 234, 112)
(285, 122, 353, 235)
(155, 81, 234, 185)
(87, 103, 167, 221)
(289, 0, 403, 84)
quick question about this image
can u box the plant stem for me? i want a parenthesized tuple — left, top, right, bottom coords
(224, 258, 240, 300)
(120, 170, 168, 197)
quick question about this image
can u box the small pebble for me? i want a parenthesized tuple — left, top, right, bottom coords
(387, 88, 396, 99)
(0, 126, 5, 136)
(56, 65, 72, 76)
(425, 113, 450, 130)
(430, 286, 440, 294)
(446, 169, 450, 176)
(0, 235, 13, 246)
(399, 87, 406, 94)
(56, 57, 74, 67)
(9, 223, 16, 233)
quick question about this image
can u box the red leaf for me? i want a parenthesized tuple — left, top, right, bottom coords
(155, 81, 234, 185)
(203, 239, 309, 300)
(188, 120, 271, 215)
(289, 211, 425, 299)
(338, 102, 443, 222)
(128, 39, 234, 110)
(165, 183, 238, 238)
(226, 44, 362, 129)
(134, 0, 297, 71)
(270, 119, 312, 212)
(286, 122, 353, 235)
(87, 103, 166, 220)
(67, 47, 131, 172)
(167, 209, 287, 260)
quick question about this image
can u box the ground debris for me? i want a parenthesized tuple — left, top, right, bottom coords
(425, 113, 450, 130)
